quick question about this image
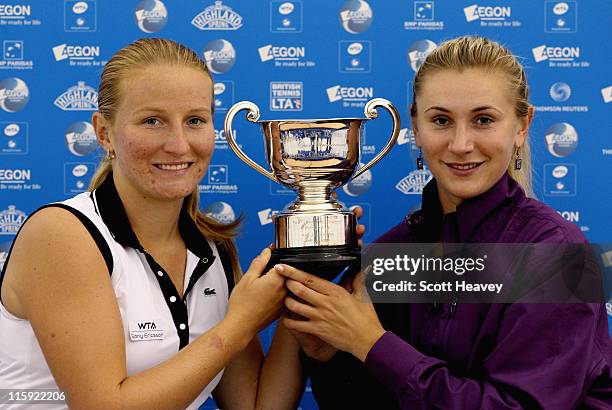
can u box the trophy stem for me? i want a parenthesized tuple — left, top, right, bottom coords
(298, 182, 333, 203)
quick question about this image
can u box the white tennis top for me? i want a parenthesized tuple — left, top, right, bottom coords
(0, 175, 234, 409)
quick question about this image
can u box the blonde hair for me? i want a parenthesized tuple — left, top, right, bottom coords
(90, 38, 242, 276)
(410, 36, 532, 195)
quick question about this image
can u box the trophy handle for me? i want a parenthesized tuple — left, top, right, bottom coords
(224, 101, 278, 183)
(352, 98, 400, 180)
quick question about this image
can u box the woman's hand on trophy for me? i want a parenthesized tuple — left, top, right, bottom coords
(226, 248, 287, 336)
(285, 325, 338, 362)
(276, 264, 385, 363)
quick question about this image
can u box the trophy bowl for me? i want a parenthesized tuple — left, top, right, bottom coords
(224, 98, 400, 280)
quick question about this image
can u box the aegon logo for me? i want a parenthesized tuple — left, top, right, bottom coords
(214, 129, 236, 142)
(557, 210, 579, 222)
(326, 85, 373, 102)
(0, 4, 31, 17)
(52, 44, 100, 61)
(258, 45, 305, 62)
(532, 45, 580, 63)
(464, 5, 511, 22)
(0, 169, 30, 182)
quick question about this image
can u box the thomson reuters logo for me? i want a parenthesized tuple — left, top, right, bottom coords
(135, 0, 168, 33)
(464, 4, 511, 22)
(54, 81, 98, 111)
(326, 85, 373, 103)
(532, 45, 579, 63)
(52, 44, 100, 61)
(339, 0, 373, 34)
(549, 82, 571, 102)
(0, 77, 29, 113)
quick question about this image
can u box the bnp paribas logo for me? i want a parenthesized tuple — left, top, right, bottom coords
(54, 81, 98, 111)
(0, 205, 27, 235)
(192, 1, 243, 31)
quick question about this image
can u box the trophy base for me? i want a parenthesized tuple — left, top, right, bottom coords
(269, 245, 361, 282)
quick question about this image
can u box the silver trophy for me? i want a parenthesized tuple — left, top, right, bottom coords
(224, 98, 399, 279)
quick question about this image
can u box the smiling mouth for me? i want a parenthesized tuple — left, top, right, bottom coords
(445, 161, 485, 171)
(154, 162, 193, 171)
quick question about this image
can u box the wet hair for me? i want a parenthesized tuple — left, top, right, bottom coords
(410, 36, 532, 195)
(89, 38, 242, 276)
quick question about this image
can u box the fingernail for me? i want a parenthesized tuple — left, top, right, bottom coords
(274, 264, 285, 273)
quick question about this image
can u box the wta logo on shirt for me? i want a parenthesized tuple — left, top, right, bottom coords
(129, 320, 164, 341)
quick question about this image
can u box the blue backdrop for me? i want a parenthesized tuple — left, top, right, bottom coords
(0, 1, 610, 408)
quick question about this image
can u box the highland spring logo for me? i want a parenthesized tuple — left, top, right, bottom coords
(54, 81, 98, 111)
(192, 1, 243, 30)
(395, 167, 433, 195)
(0, 205, 27, 235)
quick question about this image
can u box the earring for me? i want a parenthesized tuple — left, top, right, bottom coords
(514, 146, 522, 170)
(416, 148, 424, 170)
(106, 149, 116, 161)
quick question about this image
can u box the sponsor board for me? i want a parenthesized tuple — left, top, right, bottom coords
(326, 84, 373, 108)
(0, 168, 41, 191)
(0, 240, 11, 270)
(258, 44, 315, 68)
(213, 81, 234, 113)
(135, 0, 168, 33)
(54, 81, 98, 111)
(52, 43, 107, 67)
(602, 86, 612, 104)
(270, 81, 303, 111)
(1, 121, 28, 154)
(395, 167, 433, 195)
(64, 162, 95, 195)
(404, 1, 444, 30)
(544, 163, 576, 196)
(270, 0, 302, 33)
(200, 165, 238, 194)
(258, 208, 279, 225)
(338, 40, 371, 73)
(342, 164, 372, 196)
(532, 44, 589, 68)
(0, 3, 41, 26)
(407, 39, 436, 72)
(463, 4, 521, 27)
(65, 122, 97, 156)
(0, 40, 33, 70)
(545, 1, 577, 33)
(0, 77, 29, 113)
(213, 128, 240, 150)
(203, 201, 236, 223)
(0, 205, 27, 235)
(64, 0, 96, 31)
(545, 122, 578, 158)
(339, 0, 373, 34)
(556, 209, 590, 232)
(203, 39, 236, 74)
(534, 82, 588, 113)
(192, 1, 243, 30)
